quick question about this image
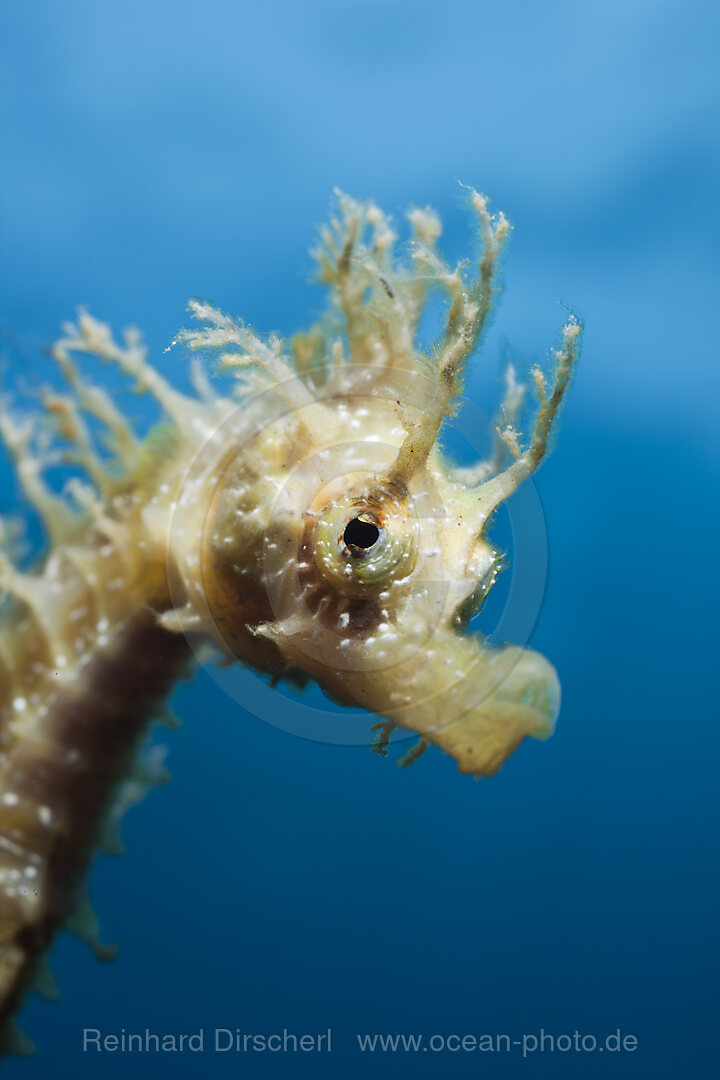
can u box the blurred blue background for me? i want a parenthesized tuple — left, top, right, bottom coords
(1, 0, 718, 1076)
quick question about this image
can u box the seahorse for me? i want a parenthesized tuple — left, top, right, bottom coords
(0, 189, 580, 1051)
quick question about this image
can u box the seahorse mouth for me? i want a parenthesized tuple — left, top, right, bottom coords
(362, 633, 562, 776)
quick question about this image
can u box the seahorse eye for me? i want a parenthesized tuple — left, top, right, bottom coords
(343, 514, 380, 552)
(311, 489, 417, 598)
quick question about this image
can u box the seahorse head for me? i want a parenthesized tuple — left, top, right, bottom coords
(167, 190, 580, 776)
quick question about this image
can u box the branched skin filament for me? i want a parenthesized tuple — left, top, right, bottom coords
(0, 189, 581, 1051)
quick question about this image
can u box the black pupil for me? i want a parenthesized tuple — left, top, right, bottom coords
(344, 517, 379, 550)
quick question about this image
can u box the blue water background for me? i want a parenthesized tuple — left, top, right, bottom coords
(1, 1, 718, 1077)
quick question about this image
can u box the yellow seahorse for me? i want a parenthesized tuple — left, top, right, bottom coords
(0, 189, 580, 1051)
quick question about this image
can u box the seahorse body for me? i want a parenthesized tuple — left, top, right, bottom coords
(0, 190, 580, 1048)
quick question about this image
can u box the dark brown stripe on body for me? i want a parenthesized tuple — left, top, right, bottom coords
(0, 610, 192, 1028)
